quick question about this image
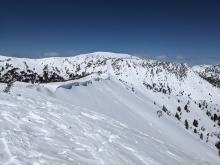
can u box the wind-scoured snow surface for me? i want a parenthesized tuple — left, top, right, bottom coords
(0, 52, 220, 164)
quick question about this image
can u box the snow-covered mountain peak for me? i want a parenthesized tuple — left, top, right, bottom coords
(76, 51, 133, 59)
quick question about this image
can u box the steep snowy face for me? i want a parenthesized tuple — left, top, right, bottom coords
(192, 64, 220, 88)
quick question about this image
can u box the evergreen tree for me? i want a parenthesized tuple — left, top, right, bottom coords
(193, 119, 198, 127)
(3, 80, 14, 93)
(213, 114, 218, 122)
(162, 105, 168, 112)
(185, 120, 189, 129)
(175, 113, 181, 120)
(215, 141, 220, 156)
(200, 133, 203, 140)
(177, 106, 181, 112)
(184, 104, 189, 112)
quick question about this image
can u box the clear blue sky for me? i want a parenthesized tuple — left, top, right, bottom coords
(0, 0, 220, 65)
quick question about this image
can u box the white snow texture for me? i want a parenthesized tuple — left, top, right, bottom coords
(0, 52, 220, 165)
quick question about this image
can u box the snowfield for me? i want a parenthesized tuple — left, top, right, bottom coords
(0, 52, 220, 164)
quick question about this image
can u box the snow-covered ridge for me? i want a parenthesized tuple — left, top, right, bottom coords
(0, 51, 133, 60)
(1, 52, 220, 101)
(0, 51, 187, 82)
(192, 64, 220, 88)
(1, 52, 220, 164)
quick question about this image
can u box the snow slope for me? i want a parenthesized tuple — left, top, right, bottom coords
(0, 52, 220, 164)
(0, 80, 219, 165)
(192, 64, 220, 88)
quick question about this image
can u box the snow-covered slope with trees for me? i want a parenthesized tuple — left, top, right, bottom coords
(192, 64, 220, 88)
(0, 52, 220, 164)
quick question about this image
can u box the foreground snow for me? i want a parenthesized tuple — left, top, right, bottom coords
(0, 79, 219, 165)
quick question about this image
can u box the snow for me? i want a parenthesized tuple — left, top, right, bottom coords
(0, 78, 219, 164)
(192, 64, 220, 80)
(0, 52, 220, 164)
